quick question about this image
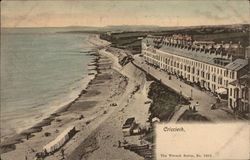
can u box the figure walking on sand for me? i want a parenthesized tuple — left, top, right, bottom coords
(118, 140, 121, 148)
(61, 148, 65, 159)
(195, 101, 199, 111)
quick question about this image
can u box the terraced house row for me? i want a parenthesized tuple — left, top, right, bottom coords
(141, 35, 249, 116)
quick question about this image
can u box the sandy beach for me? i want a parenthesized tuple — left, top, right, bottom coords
(1, 35, 151, 160)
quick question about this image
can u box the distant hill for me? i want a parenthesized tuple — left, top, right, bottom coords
(57, 25, 183, 32)
(102, 25, 184, 31)
(65, 23, 249, 31)
(55, 23, 249, 35)
(4, 23, 249, 33)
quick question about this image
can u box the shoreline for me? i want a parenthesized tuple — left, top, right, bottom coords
(2, 34, 158, 160)
(1, 34, 150, 160)
(0, 35, 106, 154)
(1, 71, 96, 139)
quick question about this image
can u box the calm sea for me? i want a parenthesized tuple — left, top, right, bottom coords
(1, 28, 95, 139)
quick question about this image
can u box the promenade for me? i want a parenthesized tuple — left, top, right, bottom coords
(133, 55, 237, 122)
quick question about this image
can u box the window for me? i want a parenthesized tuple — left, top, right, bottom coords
(225, 80, 228, 87)
(206, 73, 210, 80)
(246, 88, 249, 100)
(201, 71, 205, 78)
(212, 75, 216, 82)
(242, 89, 245, 99)
(234, 88, 239, 99)
(229, 98, 232, 107)
(192, 67, 195, 74)
(224, 70, 228, 77)
(230, 88, 232, 96)
(232, 72, 235, 79)
(233, 89, 236, 98)
(218, 77, 222, 85)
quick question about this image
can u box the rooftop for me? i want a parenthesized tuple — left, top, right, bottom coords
(225, 59, 248, 71)
(143, 37, 248, 71)
(160, 44, 216, 65)
(229, 74, 250, 87)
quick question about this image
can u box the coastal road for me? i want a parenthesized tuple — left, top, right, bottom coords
(133, 55, 236, 122)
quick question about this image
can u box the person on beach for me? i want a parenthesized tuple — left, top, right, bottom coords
(193, 106, 196, 112)
(196, 101, 199, 105)
(118, 140, 121, 148)
(61, 148, 65, 159)
(195, 101, 199, 111)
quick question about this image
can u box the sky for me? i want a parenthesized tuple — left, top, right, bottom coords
(1, 0, 249, 28)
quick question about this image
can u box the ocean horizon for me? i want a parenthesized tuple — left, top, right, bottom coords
(0, 28, 96, 139)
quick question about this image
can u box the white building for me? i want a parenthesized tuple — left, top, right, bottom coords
(142, 36, 248, 95)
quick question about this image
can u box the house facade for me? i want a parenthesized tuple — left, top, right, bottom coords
(228, 74, 249, 116)
(142, 35, 248, 95)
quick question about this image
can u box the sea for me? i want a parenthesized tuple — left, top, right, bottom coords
(1, 27, 96, 139)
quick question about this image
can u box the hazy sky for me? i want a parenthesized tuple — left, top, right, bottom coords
(1, 0, 249, 28)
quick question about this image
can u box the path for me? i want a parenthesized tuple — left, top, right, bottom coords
(169, 105, 189, 122)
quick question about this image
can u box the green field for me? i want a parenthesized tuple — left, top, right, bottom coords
(100, 24, 249, 54)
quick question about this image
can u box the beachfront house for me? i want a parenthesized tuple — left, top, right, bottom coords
(228, 74, 249, 117)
